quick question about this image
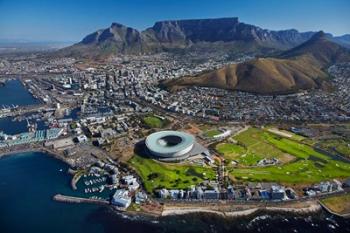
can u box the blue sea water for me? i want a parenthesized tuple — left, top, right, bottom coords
(1, 152, 350, 233)
(0, 152, 104, 233)
(0, 79, 81, 135)
(0, 79, 44, 135)
(0, 116, 47, 135)
(0, 79, 40, 106)
(0, 117, 29, 134)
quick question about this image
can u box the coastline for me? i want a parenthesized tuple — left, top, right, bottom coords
(0, 148, 347, 220)
(0, 146, 51, 158)
(161, 200, 321, 218)
(50, 192, 323, 219)
(319, 199, 350, 218)
(0, 144, 75, 167)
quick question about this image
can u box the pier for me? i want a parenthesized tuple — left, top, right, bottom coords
(0, 104, 47, 118)
(53, 194, 110, 205)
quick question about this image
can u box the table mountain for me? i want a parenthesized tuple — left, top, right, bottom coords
(59, 17, 316, 59)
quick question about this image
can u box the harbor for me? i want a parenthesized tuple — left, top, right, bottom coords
(0, 78, 40, 107)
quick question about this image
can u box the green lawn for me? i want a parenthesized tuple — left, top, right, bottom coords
(142, 115, 167, 128)
(234, 127, 263, 146)
(129, 154, 216, 193)
(204, 129, 221, 138)
(215, 142, 263, 166)
(319, 139, 350, 158)
(229, 128, 350, 184)
(215, 128, 289, 166)
(216, 143, 246, 158)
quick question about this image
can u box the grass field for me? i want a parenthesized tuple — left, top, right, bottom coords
(142, 115, 168, 128)
(204, 129, 221, 138)
(215, 127, 291, 166)
(321, 193, 350, 215)
(319, 139, 350, 158)
(215, 143, 245, 159)
(215, 142, 263, 165)
(227, 127, 350, 184)
(129, 154, 216, 193)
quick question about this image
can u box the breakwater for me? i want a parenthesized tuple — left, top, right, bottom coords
(53, 194, 109, 205)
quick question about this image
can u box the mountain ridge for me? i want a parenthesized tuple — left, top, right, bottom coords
(162, 32, 350, 94)
(59, 17, 320, 58)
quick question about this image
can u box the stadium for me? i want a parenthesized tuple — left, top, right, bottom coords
(145, 130, 209, 162)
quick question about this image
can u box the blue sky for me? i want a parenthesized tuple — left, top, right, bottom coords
(0, 0, 349, 42)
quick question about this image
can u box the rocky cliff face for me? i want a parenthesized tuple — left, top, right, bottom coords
(80, 23, 144, 53)
(146, 18, 314, 49)
(150, 18, 241, 43)
(60, 17, 347, 59)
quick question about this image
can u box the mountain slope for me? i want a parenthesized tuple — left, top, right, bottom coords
(330, 34, 350, 48)
(59, 17, 316, 58)
(163, 32, 350, 94)
(280, 31, 350, 67)
(58, 23, 149, 58)
(163, 57, 328, 94)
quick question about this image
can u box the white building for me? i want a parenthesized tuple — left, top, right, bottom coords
(112, 189, 131, 208)
(76, 134, 88, 143)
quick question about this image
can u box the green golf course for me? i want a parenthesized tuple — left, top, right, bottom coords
(223, 127, 350, 184)
(129, 154, 216, 193)
(216, 127, 292, 166)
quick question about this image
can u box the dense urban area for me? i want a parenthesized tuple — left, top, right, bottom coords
(0, 51, 350, 217)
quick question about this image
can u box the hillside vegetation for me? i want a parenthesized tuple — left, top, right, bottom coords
(164, 32, 350, 94)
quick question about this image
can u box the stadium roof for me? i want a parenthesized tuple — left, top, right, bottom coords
(145, 131, 195, 155)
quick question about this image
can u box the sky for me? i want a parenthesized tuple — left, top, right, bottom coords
(0, 0, 349, 42)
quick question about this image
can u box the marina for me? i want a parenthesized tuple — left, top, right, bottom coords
(0, 79, 40, 106)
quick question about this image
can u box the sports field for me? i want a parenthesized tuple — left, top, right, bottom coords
(222, 127, 350, 184)
(129, 154, 216, 193)
(142, 115, 168, 128)
(203, 129, 221, 138)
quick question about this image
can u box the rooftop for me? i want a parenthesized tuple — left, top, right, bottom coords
(145, 130, 195, 155)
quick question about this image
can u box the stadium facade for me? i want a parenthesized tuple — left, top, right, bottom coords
(145, 130, 209, 162)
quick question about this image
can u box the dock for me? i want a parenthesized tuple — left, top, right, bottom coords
(53, 194, 110, 205)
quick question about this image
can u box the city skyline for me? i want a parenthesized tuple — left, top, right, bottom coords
(0, 0, 350, 42)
